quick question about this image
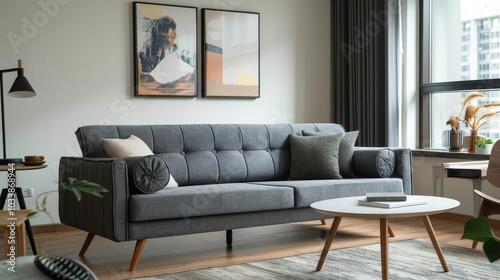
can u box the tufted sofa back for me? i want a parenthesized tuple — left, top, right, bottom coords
(75, 123, 345, 186)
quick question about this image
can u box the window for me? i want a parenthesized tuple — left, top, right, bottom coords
(479, 43, 490, 50)
(420, 0, 500, 149)
(463, 22, 471, 31)
(479, 64, 490, 70)
(493, 18, 499, 28)
(480, 33, 490, 40)
(481, 19, 490, 30)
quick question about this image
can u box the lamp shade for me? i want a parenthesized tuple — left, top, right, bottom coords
(8, 76, 36, 98)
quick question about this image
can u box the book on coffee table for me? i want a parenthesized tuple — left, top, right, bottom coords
(359, 196, 428, 208)
(365, 192, 407, 201)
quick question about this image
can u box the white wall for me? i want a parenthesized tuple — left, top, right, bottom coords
(0, 0, 331, 225)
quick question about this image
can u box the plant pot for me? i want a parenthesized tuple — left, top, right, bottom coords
(465, 132, 486, 153)
(475, 144, 493, 154)
(448, 130, 463, 152)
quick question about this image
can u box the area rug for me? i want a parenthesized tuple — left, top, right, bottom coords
(131, 239, 499, 280)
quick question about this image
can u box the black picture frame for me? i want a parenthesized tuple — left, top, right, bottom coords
(202, 9, 260, 98)
(133, 2, 197, 97)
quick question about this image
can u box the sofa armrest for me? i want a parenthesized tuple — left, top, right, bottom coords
(58, 157, 129, 242)
(352, 147, 413, 195)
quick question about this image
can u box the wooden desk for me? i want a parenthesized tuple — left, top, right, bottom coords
(433, 160, 488, 215)
(0, 210, 32, 258)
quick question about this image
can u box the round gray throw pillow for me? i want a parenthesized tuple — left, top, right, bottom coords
(352, 148, 396, 178)
(124, 155, 170, 194)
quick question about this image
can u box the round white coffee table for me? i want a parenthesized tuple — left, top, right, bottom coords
(311, 195, 460, 280)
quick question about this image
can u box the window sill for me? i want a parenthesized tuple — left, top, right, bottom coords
(412, 149, 490, 160)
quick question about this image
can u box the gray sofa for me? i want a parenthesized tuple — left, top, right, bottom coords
(58, 123, 412, 271)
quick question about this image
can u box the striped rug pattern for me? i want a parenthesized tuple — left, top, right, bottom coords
(132, 239, 500, 280)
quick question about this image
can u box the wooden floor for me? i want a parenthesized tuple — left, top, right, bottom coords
(10, 215, 497, 279)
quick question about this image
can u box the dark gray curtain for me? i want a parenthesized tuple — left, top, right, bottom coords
(331, 0, 400, 147)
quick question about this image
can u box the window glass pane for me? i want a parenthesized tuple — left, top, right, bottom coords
(430, 90, 500, 149)
(426, 0, 500, 150)
(431, 0, 500, 83)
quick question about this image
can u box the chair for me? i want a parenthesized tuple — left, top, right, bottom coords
(472, 140, 500, 249)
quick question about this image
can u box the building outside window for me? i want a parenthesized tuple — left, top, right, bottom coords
(421, 0, 500, 149)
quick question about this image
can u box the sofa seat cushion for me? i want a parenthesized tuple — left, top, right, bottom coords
(252, 178, 403, 208)
(129, 183, 295, 222)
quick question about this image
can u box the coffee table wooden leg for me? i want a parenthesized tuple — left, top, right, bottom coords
(380, 218, 389, 280)
(316, 216, 342, 271)
(421, 215, 449, 272)
(388, 224, 395, 237)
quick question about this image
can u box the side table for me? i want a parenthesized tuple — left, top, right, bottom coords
(0, 164, 47, 255)
(0, 210, 31, 258)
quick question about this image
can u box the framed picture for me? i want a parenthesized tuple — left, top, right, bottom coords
(202, 9, 260, 98)
(133, 2, 197, 97)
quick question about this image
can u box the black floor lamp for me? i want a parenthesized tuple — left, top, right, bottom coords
(0, 59, 36, 165)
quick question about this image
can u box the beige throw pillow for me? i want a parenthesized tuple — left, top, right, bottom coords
(102, 135, 154, 157)
(102, 135, 178, 188)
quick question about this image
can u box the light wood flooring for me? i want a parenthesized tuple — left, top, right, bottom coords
(8, 214, 499, 279)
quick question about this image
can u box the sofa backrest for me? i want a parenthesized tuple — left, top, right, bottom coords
(75, 123, 345, 185)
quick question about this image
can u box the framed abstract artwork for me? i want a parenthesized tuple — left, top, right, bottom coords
(133, 2, 197, 97)
(202, 9, 260, 98)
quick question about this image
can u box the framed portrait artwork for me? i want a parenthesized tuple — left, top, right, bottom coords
(133, 2, 197, 97)
(202, 9, 260, 98)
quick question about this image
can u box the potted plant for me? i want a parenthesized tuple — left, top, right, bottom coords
(446, 92, 500, 153)
(475, 138, 495, 154)
(462, 217, 500, 263)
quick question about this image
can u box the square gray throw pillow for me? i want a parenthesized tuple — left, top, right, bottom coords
(289, 133, 343, 180)
(303, 130, 359, 178)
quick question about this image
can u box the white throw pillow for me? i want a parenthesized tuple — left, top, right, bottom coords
(102, 135, 153, 157)
(102, 135, 178, 188)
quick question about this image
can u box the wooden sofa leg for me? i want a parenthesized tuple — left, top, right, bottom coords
(320, 219, 326, 225)
(129, 239, 147, 271)
(79, 233, 95, 257)
(226, 230, 233, 246)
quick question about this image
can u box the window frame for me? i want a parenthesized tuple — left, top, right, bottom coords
(419, 0, 500, 149)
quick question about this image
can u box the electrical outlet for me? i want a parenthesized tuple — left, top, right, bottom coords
(22, 188, 34, 198)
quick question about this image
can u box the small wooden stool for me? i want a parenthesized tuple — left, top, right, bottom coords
(0, 210, 32, 259)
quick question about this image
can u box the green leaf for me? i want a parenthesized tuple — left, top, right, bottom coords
(60, 178, 108, 201)
(26, 211, 38, 219)
(461, 218, 497, 242)
(483, 238, 500, 262)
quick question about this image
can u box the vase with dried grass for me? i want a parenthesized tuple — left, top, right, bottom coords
(447, 92, 500, 153)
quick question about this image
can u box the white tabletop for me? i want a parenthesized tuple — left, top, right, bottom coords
(311, 195, 460, 219)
